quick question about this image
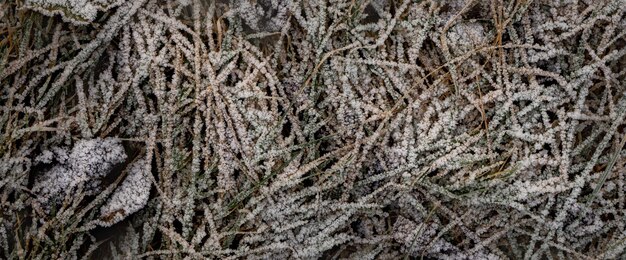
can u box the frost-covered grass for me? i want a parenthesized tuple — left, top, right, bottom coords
(1, 0, 626, 259)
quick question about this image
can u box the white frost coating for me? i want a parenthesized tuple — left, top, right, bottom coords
(33, 138, 126, 207)
(3, 0, 626, 258)
(99, 159, 151, 227)
(447, 22, 490, 51)
(24, 0, 127, 25)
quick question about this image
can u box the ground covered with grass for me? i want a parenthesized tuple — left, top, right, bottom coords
(1, 0, 626, 259)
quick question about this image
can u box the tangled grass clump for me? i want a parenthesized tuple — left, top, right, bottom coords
(1, 0, 626, 259)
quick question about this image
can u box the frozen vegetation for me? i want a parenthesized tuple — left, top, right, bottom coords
(1, 0, 626, 259)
